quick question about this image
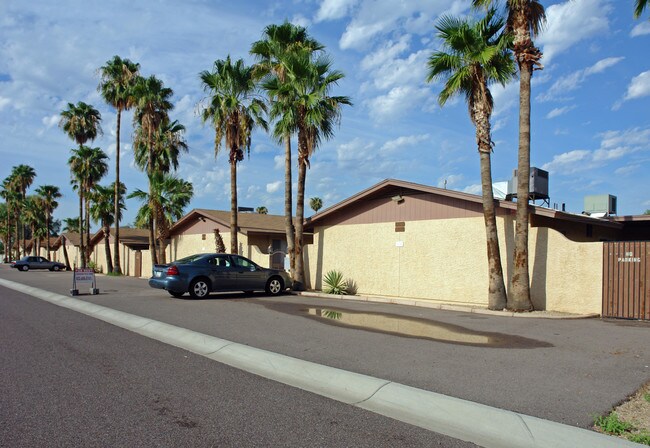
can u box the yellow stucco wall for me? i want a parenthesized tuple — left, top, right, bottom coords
(304, 217, 602, 314)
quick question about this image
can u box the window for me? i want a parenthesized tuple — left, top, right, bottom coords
(209, 256, 230, 267)
(231, 256, 255, 269)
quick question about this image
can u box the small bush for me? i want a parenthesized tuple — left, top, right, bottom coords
(594, 413, 634, 435)
(323, 270, 348, 295)
(644, 393, 650, 403)
(345, 278, 358, 295)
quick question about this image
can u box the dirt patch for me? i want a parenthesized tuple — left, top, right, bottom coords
(616, 383, 650, 432)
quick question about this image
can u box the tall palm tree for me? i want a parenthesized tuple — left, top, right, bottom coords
(132, 75, 174, 266)
(35, 185, 62, 259)
(635, 0, 648, 18)
(427, 9, 515, 310)
(473, 0, 545, 311)
(200, 56, 268, 254)
(98, 55, 140, 274)
(251, 22, 324, 278)
(60, 101, 103, 267)
(134, 119, 188, 173)
(22, 196, 45, 256)
(89, 183, 126, 274)
(10, 164, 36, 256)
(68, 146, 109, 267)
(128, 173, 193, 263)
(0, 178, 19, 261)
(265, 50, 350, 289)
(309, 197, 323, 213)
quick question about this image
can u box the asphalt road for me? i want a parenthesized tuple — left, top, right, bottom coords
(0, 284, 476, 447)
(2, 265, 649, 438)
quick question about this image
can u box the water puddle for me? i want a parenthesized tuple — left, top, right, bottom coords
(263, 303, 552, 348)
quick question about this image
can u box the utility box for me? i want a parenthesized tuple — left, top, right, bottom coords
(584, 194, 617, 215)
(507, 167, 549, 200)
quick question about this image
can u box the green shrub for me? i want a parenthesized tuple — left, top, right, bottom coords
(323, 270, 348, 295)
(594, 413, 634, 435)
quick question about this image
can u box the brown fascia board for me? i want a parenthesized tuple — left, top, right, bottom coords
(609, 215, 650, 223)
(303, 178, 623, 230)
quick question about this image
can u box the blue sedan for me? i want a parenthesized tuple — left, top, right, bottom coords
(148, 253, 292, 299)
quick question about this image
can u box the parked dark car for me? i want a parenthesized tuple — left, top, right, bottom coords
(148, 253, 292, 299)
(11, 256, 66, 272)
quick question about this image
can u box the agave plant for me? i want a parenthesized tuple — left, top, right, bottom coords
(323, 270, 348, 295)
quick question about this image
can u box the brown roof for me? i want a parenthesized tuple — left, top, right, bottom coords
(305, 178, 623, 230)
(170, 209, 287, 235)
(60, 232, 81, 246)
(89, 227, 150, 247)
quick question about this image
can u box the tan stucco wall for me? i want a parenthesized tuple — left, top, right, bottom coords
(304, 216, 602, 314)
(53, 241, 81, 269)
(167, 231, 271, 268)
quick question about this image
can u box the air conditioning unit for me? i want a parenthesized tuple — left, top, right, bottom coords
(584, 194, 617, 215)
(507, 167, 549, 200)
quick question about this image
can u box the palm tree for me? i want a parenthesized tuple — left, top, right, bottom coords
(35, 185, 62, 259)
(256, 206, 268, 214)
(68, 146, 109, 267)
(132, 75, 174, 266)
(61, 217, 79, 269)
(0, 178, 19, 261)
(427, 9, 515, 310)
(473, 0, 545, 311)
(60, 101, 103, 266)
(251, 22, 324, 278)
(635, 0, 648, 18)
(134, 119, 188, 173)
(128, 173, 193, 263)
(10, 164, 36, 256)
(200, 56, 268, 254)
(265, 50, 351, 289)
(309, 197, 323, 213)
(98, 55, 140, 274)
(22, 196, 45, 256)
(89, 183, 126, 274)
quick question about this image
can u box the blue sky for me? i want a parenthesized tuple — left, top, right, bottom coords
(0, 0, 648, 229)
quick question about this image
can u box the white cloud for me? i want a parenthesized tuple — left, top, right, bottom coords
(380, 134, 430, 154)
(538, 57, 624, 102)
(437, 173, 463, 189)
(369, 49, 429, 90)
(599, 127, 650, 148)
(273, 155, 284, 171)
(630, 21, 650, 37)
(266, 181, 282, 194)
(624, 70, 650, 101)
(537, 0, 610, 63)
(315, 0, 358, 22)
(546, 105, 576, 119)
(360, 35, 411, 71)
(462, 184, 482, 195)
(542, 149, 591, 173)
(0, 97, 10, 110)
(367, 85, 429, 123)
(41, 114, 59, 128)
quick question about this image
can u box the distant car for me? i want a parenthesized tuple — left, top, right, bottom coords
(11, 256, 66, 272)
(148, 253, 292, 299)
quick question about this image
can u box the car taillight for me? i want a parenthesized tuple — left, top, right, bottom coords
(166, 265, 179, 276)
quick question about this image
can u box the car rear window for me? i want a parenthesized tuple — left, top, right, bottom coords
(174, 254, 206, 264)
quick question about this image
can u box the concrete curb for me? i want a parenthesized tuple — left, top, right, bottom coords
(0, 278, 636, 448)
(292, 291, 601, 319)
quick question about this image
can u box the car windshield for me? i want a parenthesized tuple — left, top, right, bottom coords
(174, 254, 206, 264)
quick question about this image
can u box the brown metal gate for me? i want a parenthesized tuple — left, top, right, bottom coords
(602, 241, 649, 320)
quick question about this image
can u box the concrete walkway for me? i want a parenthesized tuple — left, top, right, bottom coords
(0, 277, 638, 448)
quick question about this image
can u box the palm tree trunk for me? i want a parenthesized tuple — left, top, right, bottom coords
(14, 212, 19, 260)
(147, 134, 158, 267)
(62, 235, 71, 270)
(294, 153, 307, 291)
(510, 61, 534, 311)
(113, 107, 122, 274)
(85, 195, 92, 266)
(284, 134, 296, 277)
(104, 224, 113, 273)
(45, 213, 51, 259)
(230, 160, 238, 254)
(79, 190, 86, 268)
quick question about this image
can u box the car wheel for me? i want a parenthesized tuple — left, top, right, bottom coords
(20, 265, 29, 272)
(52, 265, 61, 272)
(265, 277, 283, 296)
(189, 278, 210, 299)
(168, 291, 185, 298)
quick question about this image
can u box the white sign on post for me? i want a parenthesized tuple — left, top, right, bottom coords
(71, 268, 98, 296)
